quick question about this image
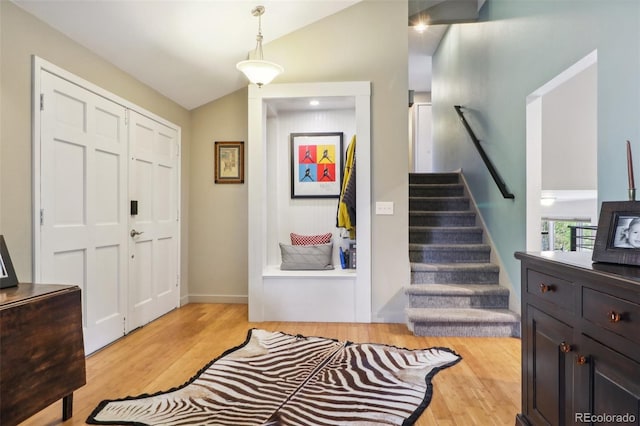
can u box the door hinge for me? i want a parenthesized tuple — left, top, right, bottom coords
(123, 316, 126, 334)
(176, 274, 179, 287)
(40, 94, 44, 111)
(124, 109, 129, 126)
(40, 209, 44, 225)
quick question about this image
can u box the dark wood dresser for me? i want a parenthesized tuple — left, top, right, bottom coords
(515, 252, 640, 426)
(0, 283, 86, 425)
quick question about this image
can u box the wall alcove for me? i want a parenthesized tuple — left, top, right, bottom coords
(247, 82, 371, 322)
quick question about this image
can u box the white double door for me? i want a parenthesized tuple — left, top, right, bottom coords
(37, 70, 180, 354)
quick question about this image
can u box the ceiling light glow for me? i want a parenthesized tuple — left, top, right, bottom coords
(414, 23, 428, 33)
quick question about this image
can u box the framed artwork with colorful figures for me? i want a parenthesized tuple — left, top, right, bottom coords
(290, 132, 344, 198)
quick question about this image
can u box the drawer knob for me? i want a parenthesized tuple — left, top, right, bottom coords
(559, 342, 572, 353)
(539, 283, 554, 293)
(576, 355, 588, 366)
(608, 310, 622, 323)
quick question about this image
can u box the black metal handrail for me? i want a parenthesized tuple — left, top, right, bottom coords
(454, 105, 515, 199)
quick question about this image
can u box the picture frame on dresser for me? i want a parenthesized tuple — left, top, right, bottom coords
(593, 201, 640, 266)
(0, 235, 18, 289)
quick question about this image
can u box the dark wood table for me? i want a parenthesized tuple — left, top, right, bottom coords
(0, 283, 86, 425)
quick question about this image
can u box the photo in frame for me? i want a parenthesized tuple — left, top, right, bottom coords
(0, 235, 18, 289)
(214, 141, 244, 184)
(290, 132, 344, 198)
(592, 201, 640, 266)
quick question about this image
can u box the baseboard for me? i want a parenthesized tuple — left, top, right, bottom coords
(458, 171, 521, 315)
(187, 294, 248, 304)
(372, 310, 406, 324)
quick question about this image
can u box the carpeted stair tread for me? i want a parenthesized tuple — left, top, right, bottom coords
(411, 262, 499, 272)
(406, 307, 520, 324)
(409, 211, 477, 227)
(409, 227, 484, 245)
(409, 226, 483, 232)
(409, 196, 469, 202)
(409, 244, 491, 263)
(409, 183, 463, 189)
(409, 172, 460, 185)
(405, 283, 509, 296)
(409, 197, 470, 211)
(409, 243, 490, 251)
(409, 210, 476, 215)
(406, 172, 520, 337)
(409, 184, 464, 197)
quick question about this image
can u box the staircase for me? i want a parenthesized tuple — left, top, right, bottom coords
(406, 172, 520, 337)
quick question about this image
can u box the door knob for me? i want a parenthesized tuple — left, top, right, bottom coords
(130, 229, 144, 238)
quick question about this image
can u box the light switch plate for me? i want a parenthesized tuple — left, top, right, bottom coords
(375, 201, 394, 215)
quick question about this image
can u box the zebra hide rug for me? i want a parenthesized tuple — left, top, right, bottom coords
(87, 328, 461, 426)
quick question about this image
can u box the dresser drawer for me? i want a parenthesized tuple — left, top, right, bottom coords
(527, 269, 576, 312)
(583, 287, 640, 346)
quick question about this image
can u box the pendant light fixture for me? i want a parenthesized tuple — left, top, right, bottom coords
(236, 5, 283, 87)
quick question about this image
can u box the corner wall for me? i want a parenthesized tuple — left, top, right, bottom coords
(432, 0, 640, 297)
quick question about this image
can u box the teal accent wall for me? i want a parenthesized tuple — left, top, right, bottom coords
(432, 0, 640, 297)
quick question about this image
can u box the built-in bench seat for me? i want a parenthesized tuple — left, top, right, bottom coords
(261, 265, 357, 322)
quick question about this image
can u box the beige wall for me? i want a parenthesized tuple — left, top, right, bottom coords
(0, 1, 191, 297)
(189, 0, 410, 321)
(189, 89, 248, 301)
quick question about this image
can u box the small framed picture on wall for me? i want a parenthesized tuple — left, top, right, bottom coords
(290, 132, 344, 198)
(214, 141, 244, 184)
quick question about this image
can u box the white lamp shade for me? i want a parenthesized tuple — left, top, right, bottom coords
(236, 59, 283, 86)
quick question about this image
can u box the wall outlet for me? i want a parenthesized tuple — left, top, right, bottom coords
(375, 201, 394, 215)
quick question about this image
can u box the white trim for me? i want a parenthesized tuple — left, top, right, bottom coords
(247, 81, 371, 322)
(262, 265, 357, 278)
(526, 50, 598, 102)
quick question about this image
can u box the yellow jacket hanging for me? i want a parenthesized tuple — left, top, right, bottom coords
(337, 135, 356, 238)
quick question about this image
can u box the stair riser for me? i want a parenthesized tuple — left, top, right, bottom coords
(409, 249, 490, 263)
(409, 198, 470, 211)
(409, 186, 464, 197)
(410, 231, 483, 244)
(408, 294, 509, 309)
(411, 271, 499, 284)
(410, 322, 520, 337)
(409, 174, 459, 185)
(409, 214, 476, 227)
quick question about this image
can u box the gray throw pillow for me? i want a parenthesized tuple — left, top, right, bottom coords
(279, 242, 334, 270)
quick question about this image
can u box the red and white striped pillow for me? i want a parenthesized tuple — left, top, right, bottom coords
(290, 232, 332, 245)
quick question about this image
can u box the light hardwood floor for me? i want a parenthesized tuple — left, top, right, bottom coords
(21, 303, 521, 425)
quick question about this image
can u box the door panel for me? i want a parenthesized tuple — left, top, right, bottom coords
(575, 336, 640, 424)
(128, 111, 179, 332)
(38, 67, 180, 353)
(40, 71, 128, 354)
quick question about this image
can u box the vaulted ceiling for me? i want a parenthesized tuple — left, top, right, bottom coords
(13, 0, 458, 110)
